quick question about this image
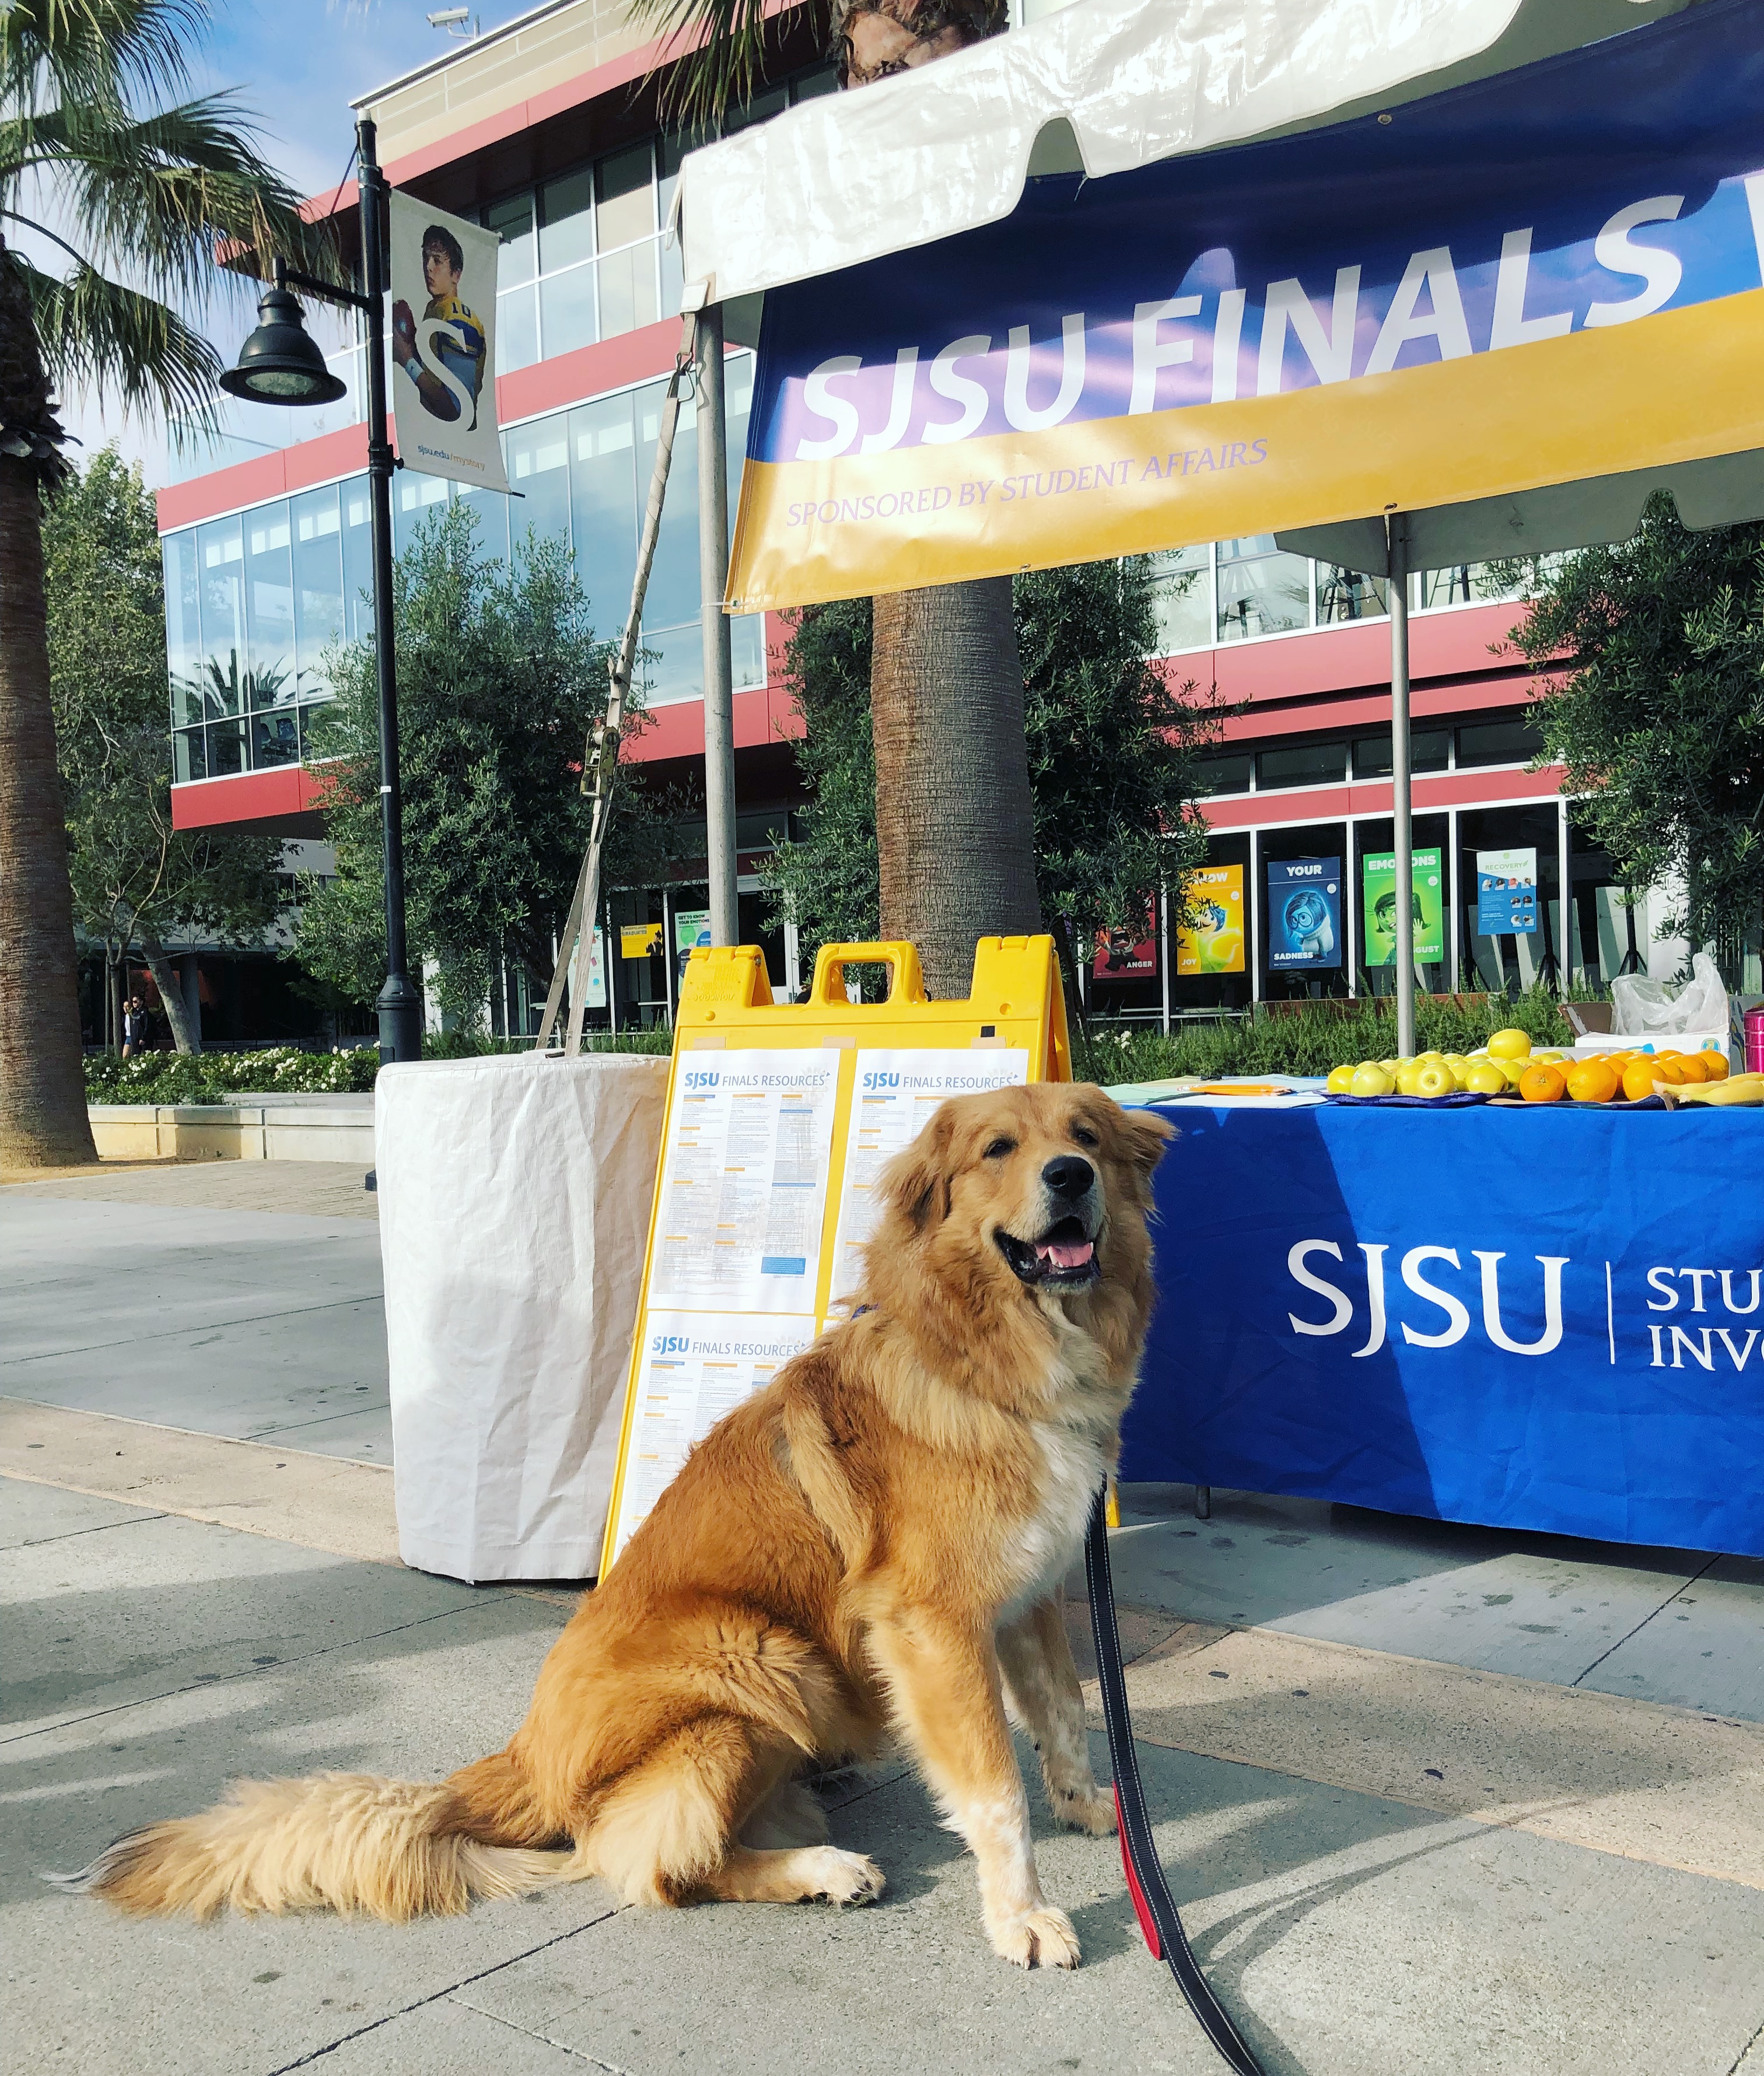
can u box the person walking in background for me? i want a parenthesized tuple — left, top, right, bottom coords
(121, 993, 149, 1060)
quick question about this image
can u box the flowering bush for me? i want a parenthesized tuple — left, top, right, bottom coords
(83, 1030, 675, 1105)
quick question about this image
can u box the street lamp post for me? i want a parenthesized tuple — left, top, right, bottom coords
(222, 115, 421, 1065)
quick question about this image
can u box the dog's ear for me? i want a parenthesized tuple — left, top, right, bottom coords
(880, 1106, 957, 1232)
(1114, 1105, 1175, 1181)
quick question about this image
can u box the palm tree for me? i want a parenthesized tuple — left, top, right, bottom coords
(0, 0, 317, 1165)
(642, 0, 1043, 998)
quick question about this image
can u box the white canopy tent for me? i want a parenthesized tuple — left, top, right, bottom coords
(656, 0, 1731, 1056)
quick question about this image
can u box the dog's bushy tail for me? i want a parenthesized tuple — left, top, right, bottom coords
(51, 1753, 569, 1921)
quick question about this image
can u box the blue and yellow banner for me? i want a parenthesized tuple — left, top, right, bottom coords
(727, 0, 1764, 611)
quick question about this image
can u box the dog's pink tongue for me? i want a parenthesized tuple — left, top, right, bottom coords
(1040, 1238, 1094, 1269)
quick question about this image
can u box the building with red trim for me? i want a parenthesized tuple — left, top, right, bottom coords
(159, 0, 1654, 1037)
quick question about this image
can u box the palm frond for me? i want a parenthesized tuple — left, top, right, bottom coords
(23, 250, 223, 426)
(0, 1, 210, 121)
(626, 0, 786, 129)
(29, 93, 328, 304)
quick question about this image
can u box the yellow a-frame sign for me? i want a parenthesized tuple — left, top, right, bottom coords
(597, 936, 1070, 1577)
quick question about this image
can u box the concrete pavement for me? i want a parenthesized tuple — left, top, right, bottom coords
(4, 1160, 1764, 2074)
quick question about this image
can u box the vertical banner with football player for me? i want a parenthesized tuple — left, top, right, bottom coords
(387, 192, 508, 493)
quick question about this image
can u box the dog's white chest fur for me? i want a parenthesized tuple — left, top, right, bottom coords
(998, 1409, 1109, 1626)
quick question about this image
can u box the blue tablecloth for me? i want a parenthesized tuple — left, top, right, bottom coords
(1123, 1102, 1764, 1556)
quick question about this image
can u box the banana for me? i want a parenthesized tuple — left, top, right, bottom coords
(1662, 1073, 1764, 1107)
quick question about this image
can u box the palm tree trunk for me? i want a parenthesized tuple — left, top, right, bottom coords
(0, 456, 99, 1165)
(870, 575, 1042, 998)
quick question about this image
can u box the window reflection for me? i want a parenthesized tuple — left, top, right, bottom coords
(1216, 537, 1310, 641)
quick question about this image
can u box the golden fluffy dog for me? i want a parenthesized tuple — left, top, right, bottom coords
(67, 1081, 1172, 1969)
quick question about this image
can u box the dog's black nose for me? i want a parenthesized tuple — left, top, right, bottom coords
(1041, 1156, 1094, 1199)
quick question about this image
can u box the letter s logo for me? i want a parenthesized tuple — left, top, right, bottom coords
(1287, 1240, 1353, 1336)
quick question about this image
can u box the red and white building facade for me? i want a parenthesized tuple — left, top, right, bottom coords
(158, 0, 1656, 1037)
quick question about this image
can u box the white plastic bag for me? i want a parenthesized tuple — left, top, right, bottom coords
(1611, 951, 1728, 1038)
(376, 1049, 668, 1582)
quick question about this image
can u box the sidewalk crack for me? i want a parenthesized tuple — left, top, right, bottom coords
(447, 1992, 634, 2071)
(261, 1905, 623, 2073)
(1570, 1554, 1717, 1690)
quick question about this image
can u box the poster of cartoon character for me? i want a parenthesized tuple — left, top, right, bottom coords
(1266, 859, 1341, 970)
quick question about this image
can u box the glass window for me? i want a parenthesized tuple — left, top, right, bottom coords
(1352, 729, 1449, 779)
(636, 376, 700, 632)
(569, 392, 638, 632)
(252, 710, 300, 768)
(660, 230, 685, 329)
(290, 485, 343, 703)
(393, 470, 449, 558)
(1418, 565, 1477, 610)
(498, 282, 539, 373)
(539, 167, 596, 273)
(1455, 715, 1545, 768)
(507, 418, 572, 550)
(540, 262, 598, 356)
(596, 239, 659, 339)
(723, 86, 788, 135)
(341, 481, 375, 642)
(596, 142, 655, 251)
(725, 349, 754, 524)
(173, 727, 207, 784)
(244, 504, 294, 706)
(640, 621, 703, 706)
(791, 66, 838, 102)
(1216, 537, 1310, 641)
(485, 193, 536, 285)
(455, 477, 510, 568)
(1194, 750, 1252, 795)
(208, 717, 246, 775)
(1255, 740, 1346, 788)
(197, 516, 246, 716)
(1146, 544, 1212, 654)
(1315, 564, 1388, 623)
(732, 614, 765, 692)
(163, 529, 204, 729)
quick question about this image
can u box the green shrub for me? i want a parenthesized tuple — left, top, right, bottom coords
(84, 1028, 676, 1105)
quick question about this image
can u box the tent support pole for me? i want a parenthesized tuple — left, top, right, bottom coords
(698, 300, 739, 949)
(1389, 514, 1415, 1058)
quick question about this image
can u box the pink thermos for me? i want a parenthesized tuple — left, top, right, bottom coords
(1747, 1006, 1764, 1074)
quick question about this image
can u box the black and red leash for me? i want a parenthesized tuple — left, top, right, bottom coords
(1084, 1490, 1268, 2076)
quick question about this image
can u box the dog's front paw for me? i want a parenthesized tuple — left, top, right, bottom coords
(991, 1905, 1080, 1970)
(1049, 1783, 1116, 1837)
(804, 1847, 886, 1907)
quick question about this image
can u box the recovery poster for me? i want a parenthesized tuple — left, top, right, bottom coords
(729, 1, 1764, 610)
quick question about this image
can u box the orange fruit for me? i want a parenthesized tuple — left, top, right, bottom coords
(1674, 1054, 1711, 1084)
(1653, 1056, 1693, 1086)
(1565, 1059, 1619, 1104)
(1621, 1056, 1663, 1102)
(1702, 1052, 1731, 1081)
(1519, 1062, 1567, 1104)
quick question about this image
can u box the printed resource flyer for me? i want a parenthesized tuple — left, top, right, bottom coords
(1177, 864, 1245, 975)
(1266, 859, 1341, 971)
(648, 1049, 841, 1313)
(827, 1048, 1030, 1307)
(1476, 848, 1538, 935)
(1362, 848, 1444, 966)
(610, 1313, 817, 1559)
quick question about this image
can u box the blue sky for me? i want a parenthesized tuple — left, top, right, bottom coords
(55, 0, 480, 484)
